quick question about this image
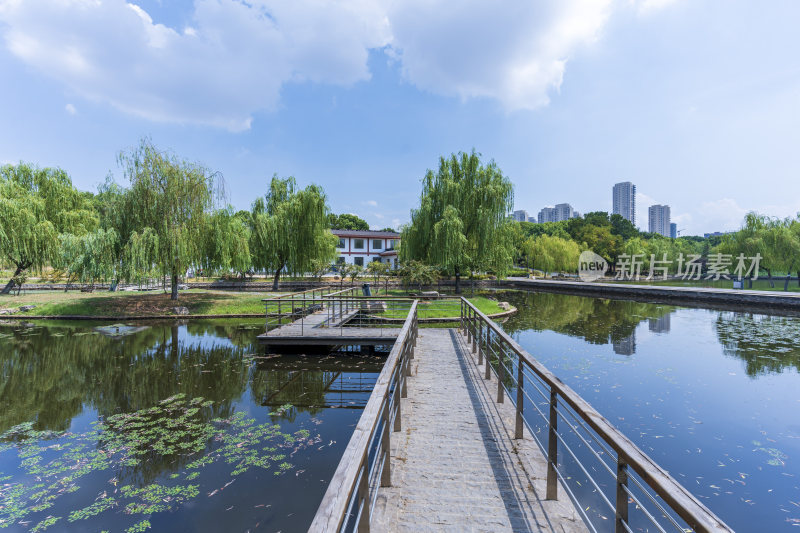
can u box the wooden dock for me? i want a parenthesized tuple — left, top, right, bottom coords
(257, 306, 401, 347)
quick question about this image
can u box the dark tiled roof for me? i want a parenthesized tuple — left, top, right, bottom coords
(331, 229, 401, 238)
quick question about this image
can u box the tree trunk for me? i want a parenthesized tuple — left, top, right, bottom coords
(455, 268, 461, 294)
(767, 269, 774, 288)
(748, 277, 753, 289)
(272, 263, 284, 292)
(171, 270, 179, 300)
(0, 263, 25, 295)
(785, 261, 795, 291)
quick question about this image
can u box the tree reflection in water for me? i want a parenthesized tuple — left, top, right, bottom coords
(497, 290, 675, 355)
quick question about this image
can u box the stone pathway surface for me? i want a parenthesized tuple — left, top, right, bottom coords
(373, 328, 586, 533)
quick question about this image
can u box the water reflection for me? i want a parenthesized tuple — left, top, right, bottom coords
(715, 312, 800, 376)
(498, 291, 674, 355)
(493, 290, 800, 532)
(0, 319, 382, 532)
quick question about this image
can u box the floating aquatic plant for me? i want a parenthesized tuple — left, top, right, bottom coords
(0, 395, 318, 531)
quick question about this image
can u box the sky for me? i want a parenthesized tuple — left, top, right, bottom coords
(1, 0, 799, 236)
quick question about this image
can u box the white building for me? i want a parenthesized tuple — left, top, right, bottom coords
(648, 205, 671, 237)
(613, 182, 636, 225)
(332, 229, 401, 268)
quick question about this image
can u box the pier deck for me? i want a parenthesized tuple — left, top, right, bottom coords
(372, 328, 585, 532)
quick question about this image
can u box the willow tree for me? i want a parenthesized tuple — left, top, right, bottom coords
(0, 163, 97, 294)
(117, 139, 223, 300)
(401, 150, 514, 292)
(200, 208, 252, 277)
(250, 176, 337, 290)
(57, 228, 118, 290)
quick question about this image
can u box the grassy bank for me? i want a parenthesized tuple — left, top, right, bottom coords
(1, 289, 282, 317)
(0, 289, 508, 319)
(381, 294, 508, 319)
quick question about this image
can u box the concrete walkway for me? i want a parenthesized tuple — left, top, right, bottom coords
(372, 328, 586, 533)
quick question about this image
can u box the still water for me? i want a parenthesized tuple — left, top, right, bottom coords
(496, 290, 800, 532)
(0, 319, 382, 532)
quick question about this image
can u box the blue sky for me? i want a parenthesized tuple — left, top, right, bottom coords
(1, 0, 799, 236)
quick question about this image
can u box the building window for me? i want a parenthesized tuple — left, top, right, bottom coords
(354, 257, 364, 266)
(372, 257, 381, 263)
(353, 239, 364, 249)
(372, 239, 382, 249)
(337, 238, 345, 249)
(336, 257, 345, 265)
(387, 239, 398, 250)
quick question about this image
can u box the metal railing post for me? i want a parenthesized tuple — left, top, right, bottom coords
(395, 369, 403, 431)
(546, 389, 558, 500)
(484, 327, 492, 380)
(472, 312, 478, 355)
(357, 460, 370, 532)
(496, 342, 505, 403)
(616, 460, 629, 533)
(381, 398, 391, 487)
(515, 362, 524, 439)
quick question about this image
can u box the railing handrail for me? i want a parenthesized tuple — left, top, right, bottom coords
(309, 300, 418, 532)
(459, 297, 731, 533)
(261, 286, 338, 302)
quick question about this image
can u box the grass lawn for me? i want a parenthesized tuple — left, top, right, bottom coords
(380, 294, 508, 319)
(1, 289, 284, 317)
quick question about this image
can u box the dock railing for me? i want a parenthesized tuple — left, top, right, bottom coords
(308, 300, 418, 532)
(459, 297, 732, 533)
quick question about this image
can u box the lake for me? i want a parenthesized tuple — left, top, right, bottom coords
(0, 319, 383, 532)
(495, 290, 800, 532)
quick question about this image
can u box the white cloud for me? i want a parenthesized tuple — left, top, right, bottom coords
(363, 199, 378, 207)
(65, 103, 77, 115)
(698, 198, 749, 233)
(0, 0, 674, 129)
(631, 0, 682, 15)
(0, 0, 390, 131)
(386, 0, 613, 111)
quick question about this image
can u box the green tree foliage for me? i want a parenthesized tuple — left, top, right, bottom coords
(401, 150, 513, 292)
(115, 139, 223, 299)
(398, 260, 439, 290)
(328, 213, 369, 230)
(58, 229, 119, 290)
(0, 163, 97, 294)
(520, 235, 580, 275)
(250, 176, 337, 290)
(201, 208, 251, 277)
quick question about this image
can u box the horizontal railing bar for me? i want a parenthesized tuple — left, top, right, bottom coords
(460, 297, 732, 533)
(627, 472, 685, 532)
(622, 483, 672, 533)
(551, 429, 617, 514)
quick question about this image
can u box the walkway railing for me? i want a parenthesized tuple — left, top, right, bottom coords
(263, 286, 363, 331)
(308, 301, 418, 532)
(459, 298, 732, 533)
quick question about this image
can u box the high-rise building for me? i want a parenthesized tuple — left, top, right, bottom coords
(512, 210, 529, 222)
(613, 182, 636, 225)
(527, 216, 537, 223)
(538, 203, 579, 223)
(554, 203, 574, 221)
(648, 205, 671, 237)
(538, 207, 556, 223)
(670, 223, 677, 239)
